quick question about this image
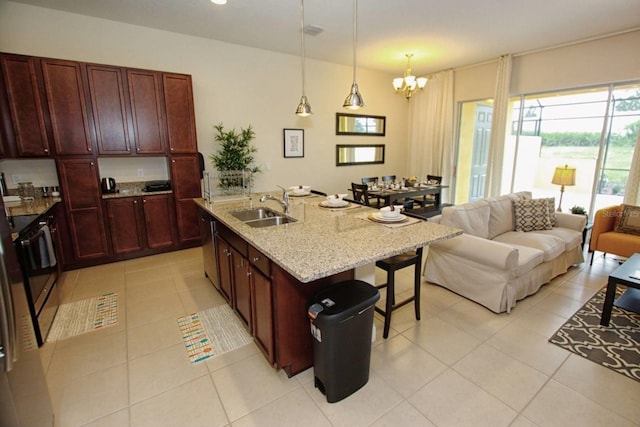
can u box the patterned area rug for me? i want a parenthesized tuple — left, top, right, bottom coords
(47, 292, 118, 342)
(178, 304, 253, 364)
(549, 287, 640, 383)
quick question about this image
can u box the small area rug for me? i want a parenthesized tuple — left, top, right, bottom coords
(47, 292, 118, 342)
(178, 304, 253, 364)
(549, 287, 640, 383)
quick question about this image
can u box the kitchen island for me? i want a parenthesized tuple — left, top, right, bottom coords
(195, 193, 461, 376)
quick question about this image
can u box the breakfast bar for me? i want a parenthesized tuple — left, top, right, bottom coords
(195, 193, 461, 376)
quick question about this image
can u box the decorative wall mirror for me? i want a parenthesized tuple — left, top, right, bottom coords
(336, 144, 385, 166)
(336, 113, 386, 136)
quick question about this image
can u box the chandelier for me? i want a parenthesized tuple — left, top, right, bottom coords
(392, 54, 427, 99)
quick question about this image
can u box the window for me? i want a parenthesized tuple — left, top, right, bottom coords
(455, 82, 640, 214)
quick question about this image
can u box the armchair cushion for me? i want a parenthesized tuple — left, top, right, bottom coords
(616, 204, 640, 235)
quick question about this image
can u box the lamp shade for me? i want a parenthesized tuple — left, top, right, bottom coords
(552, 165, 576, 186)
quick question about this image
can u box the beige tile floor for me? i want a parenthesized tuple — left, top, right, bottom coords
(40, 247, 640, 427)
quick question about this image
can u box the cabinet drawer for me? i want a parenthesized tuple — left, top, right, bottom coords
(248, 245, 270, 277)
(217, 221, 247, 256)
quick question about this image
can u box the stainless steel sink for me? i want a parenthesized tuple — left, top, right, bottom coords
(230, 207, 297, 228)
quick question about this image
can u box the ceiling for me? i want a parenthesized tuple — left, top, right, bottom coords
(10, 0, 640, 76)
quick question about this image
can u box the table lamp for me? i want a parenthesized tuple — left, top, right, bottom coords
(551, 164, 576, 212)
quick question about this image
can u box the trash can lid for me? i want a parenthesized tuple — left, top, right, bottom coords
(307, 280, 380, 321)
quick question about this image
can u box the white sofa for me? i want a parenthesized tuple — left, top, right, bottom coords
(424, 192, 586, 313)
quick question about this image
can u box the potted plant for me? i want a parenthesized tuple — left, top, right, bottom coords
(570, 205, 588, 218)
(210, 123, 261, 193)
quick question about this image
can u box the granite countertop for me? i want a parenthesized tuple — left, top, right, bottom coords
(195, 193, 461, 283)
(4, 197, 60, 217)
(101, 181, 172, 199)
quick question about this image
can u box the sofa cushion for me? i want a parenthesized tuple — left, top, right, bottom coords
(616, 204, 640, 235)
(529, 227, 582, 251)
(494, 231, 565, 262)
(513, 199, 552, 232)
(441, 199, 490, 239)
(487, 196, 516, 239)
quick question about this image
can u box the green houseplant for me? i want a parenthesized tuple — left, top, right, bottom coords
(210, 123, 261, 192)
(570, 205, 588, 218)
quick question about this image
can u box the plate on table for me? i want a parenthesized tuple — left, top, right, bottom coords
(369, 212, 407, 223)
(289, 186, 311, 196)
(320, 200, 350, 208)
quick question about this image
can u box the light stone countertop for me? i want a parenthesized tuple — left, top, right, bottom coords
(4, 197, 60, 217)
(195, 193, 462, 283)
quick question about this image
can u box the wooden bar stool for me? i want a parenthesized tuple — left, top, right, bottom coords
(374, 247, 423, 338)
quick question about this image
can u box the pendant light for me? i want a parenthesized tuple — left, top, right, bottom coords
(295, 0, 312, 116)
(343, 0, 364, 110)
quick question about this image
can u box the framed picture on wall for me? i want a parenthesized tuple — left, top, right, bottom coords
(283, 128, 304, 158)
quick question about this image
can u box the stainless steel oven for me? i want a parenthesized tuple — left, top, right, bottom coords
(14, 214, 59, 346)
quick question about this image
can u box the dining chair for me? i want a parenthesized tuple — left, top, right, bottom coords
(381, 175, 396, 183)
(350, 182, 371, 206)
(361, 177, 379, 186)
(357, 179, 381, 206)
(424, 174, 442, 205)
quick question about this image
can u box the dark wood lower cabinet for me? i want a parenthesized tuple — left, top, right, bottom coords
(57, 158, 109, 263)
(203, 218, 354, 376)
(232, 247, 252, 329)
(105, 194, 176, 256)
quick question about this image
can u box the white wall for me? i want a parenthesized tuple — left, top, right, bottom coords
(0, 1, 410, 195)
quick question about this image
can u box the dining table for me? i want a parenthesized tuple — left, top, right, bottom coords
(368, 184, 448, 209)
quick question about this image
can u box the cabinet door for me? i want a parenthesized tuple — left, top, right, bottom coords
(127, 69, 166, 154)
(163, 73, 197, 154)
(170, 155, 201, 244)
(87, 65, 132, 155)
(57, 158, 109, 260)
(105, 197, 144, 254)
(0, 54, 50, 157)
(215, 237, 233, 304)
(232, 247, 252, 329)
(142, 194, 177, 249)
(41, 59, 94, 155)
(251, 267, 274, 364)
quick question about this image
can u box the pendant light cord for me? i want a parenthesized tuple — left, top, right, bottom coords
(300, 0, 306, 96)
(352, 0, 357, 83)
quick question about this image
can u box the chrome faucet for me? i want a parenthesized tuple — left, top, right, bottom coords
(259, 185, 290, 214)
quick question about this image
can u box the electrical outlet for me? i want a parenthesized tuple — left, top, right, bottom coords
(137, 169, 144, 177)
(12, 174, 21, 184)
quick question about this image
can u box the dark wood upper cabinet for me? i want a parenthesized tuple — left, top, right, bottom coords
(41, 58, 95, 155)
(163, 73, 197, 154)
(0, 54, 50, 157)
(127, 69, 167, 154)
(87, 65, 133, 155)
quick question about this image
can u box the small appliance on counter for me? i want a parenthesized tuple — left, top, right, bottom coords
(143, 180, 171, 192)
(101, 177, 116, 194)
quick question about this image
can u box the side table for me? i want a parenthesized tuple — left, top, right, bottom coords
(600, 253, 640, 326)
(582, 220, 593, 251)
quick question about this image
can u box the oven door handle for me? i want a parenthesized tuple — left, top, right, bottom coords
(20, 229, 45, 247)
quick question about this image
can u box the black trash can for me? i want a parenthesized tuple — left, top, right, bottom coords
(307, 280, 380, 403)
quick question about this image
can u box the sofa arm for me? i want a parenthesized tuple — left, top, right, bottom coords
(429, 233, 518, 271)
(555, 212, 587, 231)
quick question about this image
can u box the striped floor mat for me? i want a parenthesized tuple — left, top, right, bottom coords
(178, 305, 253, 364)
(47, 292, 118, 342)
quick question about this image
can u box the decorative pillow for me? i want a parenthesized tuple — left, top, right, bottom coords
(513, 198, 553, 232)
(616, 204, 640, 235)
(545, 197, 557, 227)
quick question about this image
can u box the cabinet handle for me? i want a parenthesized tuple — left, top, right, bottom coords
(133, 200, 137, 204)
(252, 256, 260, 262)
(44, 148, 49, 153)
(247, 271, 252, 277)
(88, 147, 92, 152)
(90, 161, 94, 166)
